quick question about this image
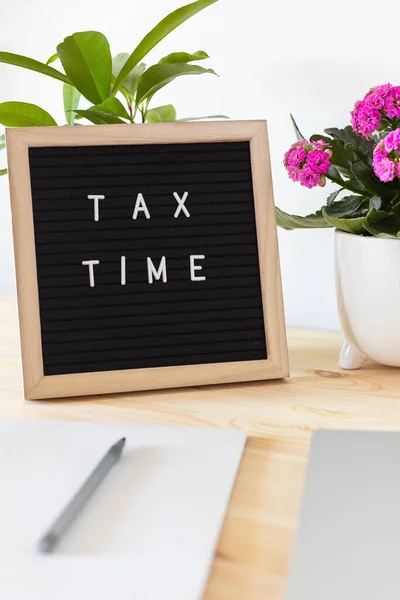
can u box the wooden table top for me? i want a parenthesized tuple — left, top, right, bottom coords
(1, 293, 400, 599)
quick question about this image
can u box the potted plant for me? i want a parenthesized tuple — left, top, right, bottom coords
(278, 84, 400, 369)
(0, 0, 224, 177)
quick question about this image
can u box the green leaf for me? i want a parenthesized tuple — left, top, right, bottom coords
(0, 51, 70, 84)
(324, 195, 368, 218)
(324, 126, 374, 168)
(46, 53, 58, 65)
(146, 104, 176, 122)
(63, 83, 81, 126)
(322, 195, 370, 233)
(159, 50, 209, 64)
(0, 168, 7, 176)
(136, 63, 217, 106)
(112, 54, 146, 98)
(327, 188, 343, 206)
(73, 108, 125, 125)
(176, 114, 229, 121)
(362, 207, 400, 237)
(111, 0, 218, 94)
(344, 126, 374, 159)
(0, 102, 57, 127)
(322, 209, 368, 234)
(290, 113, 305, 141)
(0, 134, 5, 151)
(324, 127, 349, 143)
(363, 219, 400, 238)
(329, 139, 358, 171)
(57, 31, 112, 104)
(92, 98, 131, 121)
(369, 196, 382, 211)
(328, 165, 345, 184)
(350, 160, 394, 198)
(310, 134, 331, 144)
(276, 207, 331, 229)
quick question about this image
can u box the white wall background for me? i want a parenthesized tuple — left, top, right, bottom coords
(0, 0, 398, 330)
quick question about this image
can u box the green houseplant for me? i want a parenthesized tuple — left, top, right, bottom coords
(278, 85, 400, 370)
(0, 0, 224, 176)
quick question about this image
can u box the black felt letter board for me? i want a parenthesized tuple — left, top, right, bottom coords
(29, 141, 267, 376)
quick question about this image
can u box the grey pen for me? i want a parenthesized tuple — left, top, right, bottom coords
(38, 437, 126, 554)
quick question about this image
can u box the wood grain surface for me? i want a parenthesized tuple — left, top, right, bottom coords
(1, 293, 400, 599)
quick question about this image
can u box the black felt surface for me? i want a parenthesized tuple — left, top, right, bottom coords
(29, 140, 267, 375)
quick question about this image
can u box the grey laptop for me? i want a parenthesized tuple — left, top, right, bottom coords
(286, 430, 400, 600)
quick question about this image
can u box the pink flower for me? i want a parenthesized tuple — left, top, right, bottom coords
(286, 146, 307, 167)
(283, 138, 331, 189)
(299, 165, 322, 188)
(384, 129, 400, 152)
(357, 106, 381, 135)
(374, 157, 395, 182)
(372, 128, 400, 182)
(351, 84, 400, 138)
(374, 139, 386, 159)
(312, 139, 329, 149)
(365, 91, 385, 110)
(384, 86, 400, 118)
(287, 165, 300, 182)
(350, 100, 362, 134)
(375, 83, 392, 98)
(306, 149, 331, 174)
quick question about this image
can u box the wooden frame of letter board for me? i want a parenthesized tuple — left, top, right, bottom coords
(7, 120, 289, 400)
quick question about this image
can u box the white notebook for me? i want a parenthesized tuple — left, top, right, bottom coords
(286, 430, 400, 600)
(0, 418, 246, 600)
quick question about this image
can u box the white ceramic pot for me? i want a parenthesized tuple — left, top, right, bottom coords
(336, 229, 400, 369)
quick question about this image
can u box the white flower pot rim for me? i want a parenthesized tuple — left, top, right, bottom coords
(335, 229, 400, 242)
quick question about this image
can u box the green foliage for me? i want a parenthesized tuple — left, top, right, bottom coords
(290, 113, 304, 141)
(0, 102, 57, 126)
(276, 207, 331, 229)
(46, 53, 59, 66)
(73, 108, 125, 125)
(135, 63, 217, 106)
(57, 32, 112, 104)
(0, 51, 70, 84)
(159, 50, 209, 64)
(111, 0, 218, 94)
(94, 98, 131, 120)
(0, 0, 222, 167)
(146, 104, 177, 122)
(63, 83, 80, 125)
(278, 116, 400, 238)
(112, 54, 146, 99)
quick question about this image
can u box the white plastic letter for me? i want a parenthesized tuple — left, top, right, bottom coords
(133, 193, 151, 220)
(190, 255, 206, 281)
(88, 194, 105, 222)
(82, 260, 100, 287)
(147, 256, 167, 284)
(173, 191, 190, 218)
(121, 256, 126, 286)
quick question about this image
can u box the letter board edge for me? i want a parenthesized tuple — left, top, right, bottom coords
(6, 120, 289, 400)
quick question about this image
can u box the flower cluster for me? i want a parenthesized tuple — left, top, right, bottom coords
(351, 84, 400, 140)
(283, 139, 331, 189)
(373, 129, 400, 182)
